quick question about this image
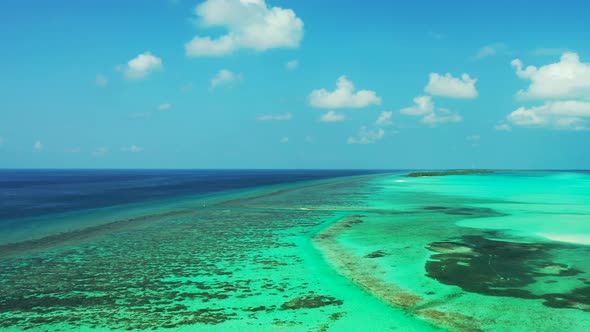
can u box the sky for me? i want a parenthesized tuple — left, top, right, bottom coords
(1, 0, 589, 169)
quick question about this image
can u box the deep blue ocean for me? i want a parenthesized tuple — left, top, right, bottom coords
(0, 169, 385, 222)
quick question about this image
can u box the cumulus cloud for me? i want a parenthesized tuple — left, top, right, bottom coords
(122, 145, 143, 153)
(119, 52, 163, 80)
(286, 60, 299, 70)
(421, 108, 463, 126)
(507, 52, 590, 130)
(280, 137, 289, 143)
(309, 76, 382, 109)
(320, 111, 345, 122)
(33, 140, 43, 152)
(347, 126, 385, 144)
(507, 100, 590, 130)
(400, 96, 462, 126)
(375, 111, 393, 126)
(401, 73, 472, 126)
(158, 103, 172, 111)
(257, 113, 292, 121)
(210, 69, 241, 89)
(400, 96, 434, 115)
(508, 107, 545, 126)
(95, 74, 108, 87)
(511, 52, 590, 100)
(185, 0, 303, 57)
(424, 73, 478, 98)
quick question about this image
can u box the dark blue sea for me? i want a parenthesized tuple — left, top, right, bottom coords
(0, 169, 384, 223)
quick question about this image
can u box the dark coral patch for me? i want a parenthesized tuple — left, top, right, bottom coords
(425, 235, 589, 311)
(422, 206, 505, 217)
(365, 250, 387, 258)
(542, 286, 590, 311)
(280, 295, 343, 310)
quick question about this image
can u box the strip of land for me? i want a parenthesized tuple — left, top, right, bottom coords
(313, 214, 483, 332)
(406, 170, 494, 177)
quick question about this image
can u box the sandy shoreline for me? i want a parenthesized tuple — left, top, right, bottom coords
(312, 214, 483, 332)
(536, 233, 590, 245)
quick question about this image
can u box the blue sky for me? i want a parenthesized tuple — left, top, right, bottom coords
(1, 0, 589, 169)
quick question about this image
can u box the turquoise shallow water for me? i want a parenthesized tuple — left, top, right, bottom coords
(1, 171, 589, 331)
(320, 171, 590, 331)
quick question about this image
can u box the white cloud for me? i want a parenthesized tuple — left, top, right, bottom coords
(187, 36, 234, 56)
(185, 0, 303, 57)
(400, 96, 462, 126)
(309, 75, 382, 109)
(495, 123, 512, 131)
(122, 145, 143, 153)
(375, 111, 393, 126)
(424, 73, 478, 98)
(257, 113, 292, 121)
(466, 135, 480, 141)
(280, 137, 289, 143)
(473, 43, 506, 60)
(421, 108, 463, 126)
(507, 100, 590, 130)
(507, 52, 590, 130)
(507, 107, 545, 126)
(95, 73, 108, 87)
(158, 103, 172, 111)
(210, 69, 241, 89)
(400, 96, 434, 115)
(120, 52, 163, 80)
(92, 147, 109, 157)
(320, 111, 345, 122)
(347, 126, 385, 144)
(511, 52, 590, 100)
(34, 140, 43, 152)
(286, 60, 299, 70)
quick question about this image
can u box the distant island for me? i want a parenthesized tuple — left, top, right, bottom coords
(406, 170, 495, 177)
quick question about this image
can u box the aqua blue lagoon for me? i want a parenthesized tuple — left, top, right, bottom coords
(1, 170, 589, 331)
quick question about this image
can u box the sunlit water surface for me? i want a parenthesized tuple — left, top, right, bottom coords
(1, 170, 589, 331)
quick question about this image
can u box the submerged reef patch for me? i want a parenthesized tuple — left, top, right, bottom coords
(280, 294, 343, 310)
(425, 235, 589, 311)
(0, 175, 382, 331)
(0, 208, 337, 330)
(365, 250, 388, 258)
(421, 206, 506, 217)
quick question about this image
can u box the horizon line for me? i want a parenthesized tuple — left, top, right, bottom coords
(0, 168, 589, 172)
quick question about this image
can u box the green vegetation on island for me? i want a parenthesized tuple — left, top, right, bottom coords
(406, 170, 494, 178)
